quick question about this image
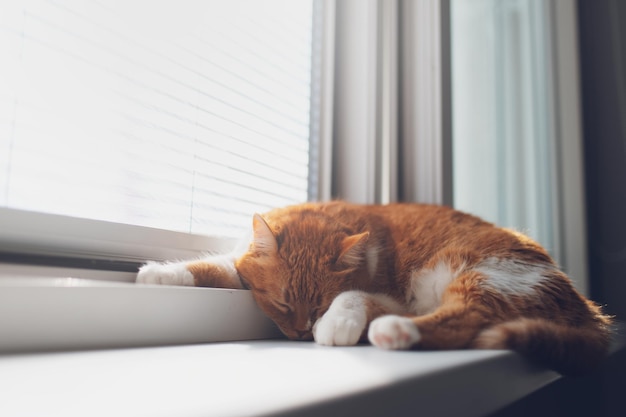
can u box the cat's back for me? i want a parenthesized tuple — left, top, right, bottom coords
(370, 202, 481, 225)
(369, 203, 497, 247)
(325, 202, 492, 234)
(329, 202, 551, 265)
(264, 201, 546, 259)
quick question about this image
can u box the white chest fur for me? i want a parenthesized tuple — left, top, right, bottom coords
(407, 262, 461, 315)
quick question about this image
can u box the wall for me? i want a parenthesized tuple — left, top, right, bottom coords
(579, 0, 626, 321)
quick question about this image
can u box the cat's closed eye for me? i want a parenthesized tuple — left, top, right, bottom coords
(274, 301, 293, 315)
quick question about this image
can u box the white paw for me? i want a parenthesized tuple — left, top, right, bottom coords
(313, 293, 367, 346)
(313, 310, 366, 346)
(368, 315, 420, 350)
(136, 262, 194, 286)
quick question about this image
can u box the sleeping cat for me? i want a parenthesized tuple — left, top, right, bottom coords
(137, 201, 612, 375)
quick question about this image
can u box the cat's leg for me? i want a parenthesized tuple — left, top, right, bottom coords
(313, 290, 405, 346)
(369, 270, 500, 350)
(136, 260, 196, 286)
(136, 254, 243, 288)
(136, 235, 249, 288)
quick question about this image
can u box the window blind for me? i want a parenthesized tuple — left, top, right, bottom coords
(0, 0, 314, 238)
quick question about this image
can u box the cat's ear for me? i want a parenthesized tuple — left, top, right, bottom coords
(337, 232, 370, 269)
(252, 213, 277, 256)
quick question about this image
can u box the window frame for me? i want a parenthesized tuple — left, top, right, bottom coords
(331, 0, 452, 205)
(0, 207, 237, 268)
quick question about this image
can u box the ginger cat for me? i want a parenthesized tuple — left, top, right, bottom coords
(137, 201, 612, 375)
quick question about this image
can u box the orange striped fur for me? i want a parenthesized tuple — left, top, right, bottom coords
(138, 201, 612, 375)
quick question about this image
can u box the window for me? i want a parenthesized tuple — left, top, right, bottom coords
(451, 0, 558, 252)
(450, 0, 588, 292)
(0, 0, 315, 242)
(0, 0, 591, 351)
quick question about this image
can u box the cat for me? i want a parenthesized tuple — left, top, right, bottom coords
(137, 201, 612, 376)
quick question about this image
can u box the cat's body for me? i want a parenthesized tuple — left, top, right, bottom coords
(137, 201, 612, 375)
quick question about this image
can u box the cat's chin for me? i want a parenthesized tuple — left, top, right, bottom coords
(284, 331, 314, 342)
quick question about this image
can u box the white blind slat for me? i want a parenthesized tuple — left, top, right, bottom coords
(0, 0, 313, 238)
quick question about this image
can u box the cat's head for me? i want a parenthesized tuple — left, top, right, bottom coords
(235, 207, 372, 341)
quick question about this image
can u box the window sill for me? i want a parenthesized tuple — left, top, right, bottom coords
(0, 340, 565, 417)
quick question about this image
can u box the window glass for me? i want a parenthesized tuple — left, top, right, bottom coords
(451, 0, 558, 255)
(0, 0, 314, 238)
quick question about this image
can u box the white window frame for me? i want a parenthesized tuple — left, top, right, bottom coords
(332, 0, 452, 205)
(0, 207, 237, 267)
(398, 0, 453, 206)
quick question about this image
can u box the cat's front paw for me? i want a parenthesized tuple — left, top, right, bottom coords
(313, 311, 366, 346)
(312, 292, 367, 346)
(368, 315, 420, 350)
(136, 262, 194, 286)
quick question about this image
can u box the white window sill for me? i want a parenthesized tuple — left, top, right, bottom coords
(0, 340, 562, 417)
